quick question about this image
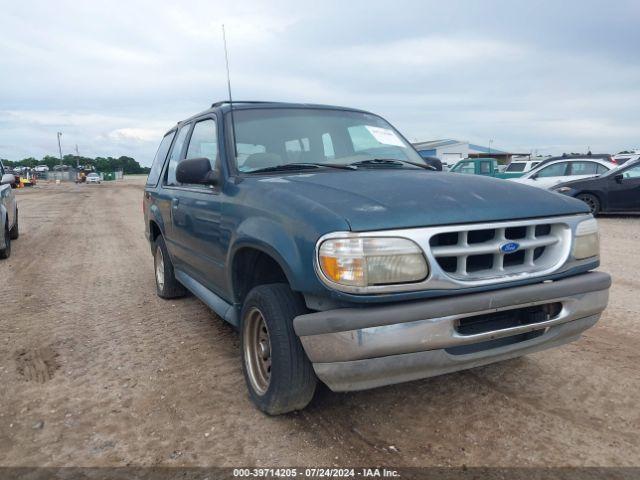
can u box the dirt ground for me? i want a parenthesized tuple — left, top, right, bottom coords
(0, 178, 638, 468)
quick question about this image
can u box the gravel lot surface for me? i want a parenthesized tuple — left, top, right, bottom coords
(0, 178, 638, 467)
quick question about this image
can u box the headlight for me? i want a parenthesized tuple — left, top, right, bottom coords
(553, 186, 573, 193)
(318, 237, 428, 289)
(573, 218, 599, 259)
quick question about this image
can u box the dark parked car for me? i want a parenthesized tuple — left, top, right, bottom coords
(551, 159, 640, 215)
(143, 101, 610, 415)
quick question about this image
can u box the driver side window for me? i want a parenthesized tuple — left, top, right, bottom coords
(186, 119, 218, 169)
(623, 165, 640, 179)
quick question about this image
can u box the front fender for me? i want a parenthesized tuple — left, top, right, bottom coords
(227, 217, 306, 292)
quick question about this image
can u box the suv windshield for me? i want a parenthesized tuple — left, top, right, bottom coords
(229, 108, 427, 173)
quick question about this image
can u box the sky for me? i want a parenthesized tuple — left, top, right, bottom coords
(1, 0, 639, 166)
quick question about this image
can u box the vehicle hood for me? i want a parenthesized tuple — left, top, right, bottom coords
(553, 177, 600, 190)
(249, 170, 589, 231)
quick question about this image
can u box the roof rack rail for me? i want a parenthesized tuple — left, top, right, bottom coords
(210, 100, 274, 108)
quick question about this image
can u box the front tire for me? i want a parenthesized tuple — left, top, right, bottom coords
(0, 222, 11, 259)
(153, 235, 186, 299)
(240, 284, 317, 415)
(577, 193, 600, 215)
(9, 210, 19, 240)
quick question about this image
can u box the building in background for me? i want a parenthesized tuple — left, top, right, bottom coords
(412, 139, 469, 169)
(413, 139, 527, 168)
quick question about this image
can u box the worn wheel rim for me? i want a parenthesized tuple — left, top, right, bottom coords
(243, 307, 271, 395)
(155, 247, 165, 291)
(580, 196, 597, 214)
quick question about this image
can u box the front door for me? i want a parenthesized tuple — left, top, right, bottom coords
(533, 161, 570, 188)
(168, 117, 226, 295)
(608, 163, 640, 211)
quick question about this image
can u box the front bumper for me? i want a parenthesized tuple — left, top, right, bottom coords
(293, 271, 610, 392)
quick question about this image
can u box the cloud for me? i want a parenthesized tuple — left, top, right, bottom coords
(328, 37, 524, 69)
(107, 127, 168, 143)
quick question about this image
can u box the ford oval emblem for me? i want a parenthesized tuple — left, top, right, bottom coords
(500, 242, 520, 253)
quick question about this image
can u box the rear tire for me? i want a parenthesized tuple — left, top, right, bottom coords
(0, 222, 11, 259)
(240, 283, 317, 415)
(9, 210, 19, 240)
(153, 235, 186, 299)
(577, 193, 600, 215)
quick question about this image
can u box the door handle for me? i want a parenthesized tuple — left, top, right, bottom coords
(171, 198, 180, 208)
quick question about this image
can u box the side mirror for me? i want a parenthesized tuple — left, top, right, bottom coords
(176, 158, 219, 186)
(1, 174, 15, 185)
(614, 173, 624, 184)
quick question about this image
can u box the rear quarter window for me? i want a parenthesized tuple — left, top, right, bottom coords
(147, 131, 176, 187)
(570, 161, 599, 176)
(479, 161, 492, 174)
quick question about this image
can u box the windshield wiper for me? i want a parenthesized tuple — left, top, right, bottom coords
(348, 158, 435, 170)
(247, 162, 357, 174)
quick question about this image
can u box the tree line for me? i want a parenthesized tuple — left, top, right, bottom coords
(1, 154, 150, 174)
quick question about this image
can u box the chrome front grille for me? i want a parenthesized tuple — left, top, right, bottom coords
(315, 214, 588, 294)
(429, 221, 567, 281)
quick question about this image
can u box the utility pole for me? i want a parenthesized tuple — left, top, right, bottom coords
(57, 132, 63, 166)
(75, 144, 80, 169)
(488, 139, 493, 154)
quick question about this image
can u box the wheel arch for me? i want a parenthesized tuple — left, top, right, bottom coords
(230, 245, 293, 304)
(0, 204, 7, 230)
(149, 219, 162, 242)
(227, 217, 308, 302)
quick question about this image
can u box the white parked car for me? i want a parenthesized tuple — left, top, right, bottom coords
(86, 173, 101, 184)
(612, 151, 640, 165)
(510, 158, 615, 189)
(503, 160, 542, 175)
(34, 165, 49, 172)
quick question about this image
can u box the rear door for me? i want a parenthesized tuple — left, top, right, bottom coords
(158, 123, 192, 266)
(608, 163, 640, 211)
(144, 130, 176, 240)
(167, 116, 226, 294)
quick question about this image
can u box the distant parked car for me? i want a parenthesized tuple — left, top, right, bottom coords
(450, 158, 517, 178)
(0, 159, 19, 259)
(86, 173, 101, 184)
(612, 152, 640, 165)
(511, 158, 615, 189)
(34, 165, 49, 172)
(551, 159, 640, 214)
(502, 160, 542, 176)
